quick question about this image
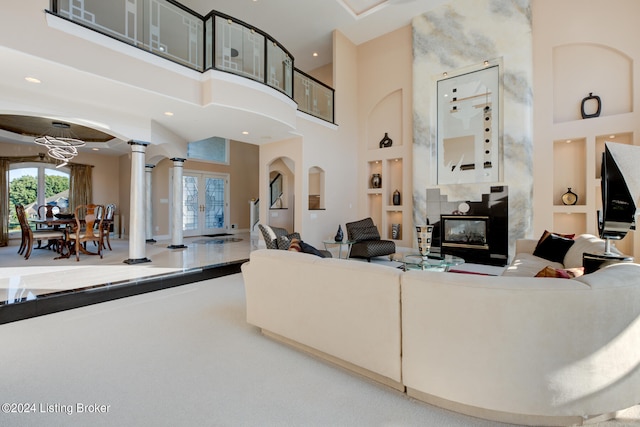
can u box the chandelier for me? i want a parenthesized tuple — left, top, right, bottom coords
(34, 121, 86, 168)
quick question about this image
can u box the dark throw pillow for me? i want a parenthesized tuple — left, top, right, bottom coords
(533, 233, 575, 263)
(299, 241, 326, 257)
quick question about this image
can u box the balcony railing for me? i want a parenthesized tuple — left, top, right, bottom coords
(50, 0, 334, 123)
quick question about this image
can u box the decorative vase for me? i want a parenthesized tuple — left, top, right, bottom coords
(416, 225, 434, 258)
(371, 173, 382, 189)
(334, 225, 344, 242)
(581, 92, 601, 119)
(392, 189, 401, 206)
(562, 188, 578, 205)
(392, 223, 401, 240)
(379, 132, 393, 148)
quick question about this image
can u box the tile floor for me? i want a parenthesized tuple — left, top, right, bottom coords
(0, 232, 258, 305)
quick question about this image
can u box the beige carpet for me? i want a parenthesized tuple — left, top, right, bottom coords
(1, 273, 639, 426)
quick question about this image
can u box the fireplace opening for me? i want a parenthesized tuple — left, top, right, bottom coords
(440, 215, 490, 250)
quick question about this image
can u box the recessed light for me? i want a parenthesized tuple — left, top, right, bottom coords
(25, 77, 41, 84)
(313, 52, 318, 57)
(164, 111, 174, 116)
(609, 135, 616, 139)
(566, 139, 572, 143)
(92, 148, 99, 151)
(242, 131, 249, 135)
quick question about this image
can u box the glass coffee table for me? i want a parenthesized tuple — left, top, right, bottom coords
(391, 253, 465, 272)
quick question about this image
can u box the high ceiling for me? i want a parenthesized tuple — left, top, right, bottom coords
(0, 0, 447, 155)
(181, 0, 447, 71)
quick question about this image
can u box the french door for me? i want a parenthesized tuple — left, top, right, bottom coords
(182, 172, 229, 237)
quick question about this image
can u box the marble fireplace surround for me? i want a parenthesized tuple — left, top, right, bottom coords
(412, 0, 534, 259)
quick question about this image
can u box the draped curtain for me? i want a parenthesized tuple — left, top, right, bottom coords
(0, 159, 8, 246)
(69, 164, 93, 210)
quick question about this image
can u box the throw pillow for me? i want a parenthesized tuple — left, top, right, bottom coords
(300, 241, 326, 257)
(536, 230, 575, 245)
(278, 235, 292, 250)
(288, 238, 302, 252)
(535, 265, 585, 279)
(533, 232, 576, 263)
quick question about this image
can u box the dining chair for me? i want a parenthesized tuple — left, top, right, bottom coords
(15, 205, 65, 260)
(101, 204, 116, 251)
(67, 204, 105, 261)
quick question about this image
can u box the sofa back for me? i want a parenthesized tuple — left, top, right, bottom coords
(242, 249, 403, 383)
(401, 262, 640, 418)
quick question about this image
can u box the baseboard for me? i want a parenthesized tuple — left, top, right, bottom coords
(261, 329, 405, 392)
(406, 387, 615, 426)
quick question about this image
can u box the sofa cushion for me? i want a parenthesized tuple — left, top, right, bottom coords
(502, 252, 564, 277)
(535, 265, 584, 279)
(533, 233, 575, 263)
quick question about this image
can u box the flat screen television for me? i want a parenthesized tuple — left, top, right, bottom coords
(598, 144, 636, 244)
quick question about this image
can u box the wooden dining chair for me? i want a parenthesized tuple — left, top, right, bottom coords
(15, 205, 65, 260)
(101, 204, 116, 251)
(67, 204, 105, 261)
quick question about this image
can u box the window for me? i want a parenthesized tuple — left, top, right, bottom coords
(8, 163, 70, 232)
(187, 137, 229, 164)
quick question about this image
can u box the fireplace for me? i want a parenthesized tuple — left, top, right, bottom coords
(441, 215, 490, 250)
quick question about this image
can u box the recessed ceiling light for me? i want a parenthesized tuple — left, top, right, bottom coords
(25, 77, 41, 83)
(609, 135, 616, 138)
(92, 148, 99, 151)
(313, 52, 318, 57)
(242, 131, 249, 135)
(164, 111, 174, 116)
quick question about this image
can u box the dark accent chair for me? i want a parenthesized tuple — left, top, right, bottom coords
(258, 224, 331, 257)
(345, 217, 396, 262)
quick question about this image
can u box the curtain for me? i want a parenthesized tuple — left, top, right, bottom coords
(69, 164, 93, 210)
(0, 159, 8, 246)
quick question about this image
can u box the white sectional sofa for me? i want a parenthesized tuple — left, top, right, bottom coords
(241, 249, 404, 390)
(241, 238, 640, 426)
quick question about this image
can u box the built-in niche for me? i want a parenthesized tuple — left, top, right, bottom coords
(268, 156, 294, 231)
(437, 62, 502, 185)
(308, 166, 325, 210)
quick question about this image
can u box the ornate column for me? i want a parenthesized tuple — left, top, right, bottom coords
(145, 164, 156, 243)
(124, 141, 151, 264)
(168, 158, 187, 249)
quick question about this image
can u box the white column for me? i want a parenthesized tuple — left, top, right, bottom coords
(168, 158, 187, 249)
(124, 141, 151, 264)
(145, 164, 156, 243)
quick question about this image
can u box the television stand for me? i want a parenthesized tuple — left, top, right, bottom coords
(583, 252, 634, 274)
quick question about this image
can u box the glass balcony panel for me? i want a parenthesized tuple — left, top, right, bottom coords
(205, 16, 213, 70)
(214, 16, 264, 82)
(294, 71, 334, 123)
(57, 0, 140, 44)
(266, 42, 293, 97)
(142, 0, 203, 70)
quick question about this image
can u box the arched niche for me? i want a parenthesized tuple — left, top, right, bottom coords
(308, 166, 325, 210)
(268, 156, 295, 231)
(553, 43, 632, 123)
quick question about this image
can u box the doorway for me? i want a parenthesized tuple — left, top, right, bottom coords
(182, 171, 229, 237)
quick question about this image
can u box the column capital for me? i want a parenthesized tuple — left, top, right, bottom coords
(145, 164, 156, 169)
(128, 140, 150, 147)
(170, 157, 187, 163)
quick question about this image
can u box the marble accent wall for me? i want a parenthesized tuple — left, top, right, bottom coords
(412, 0, 533, 257)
